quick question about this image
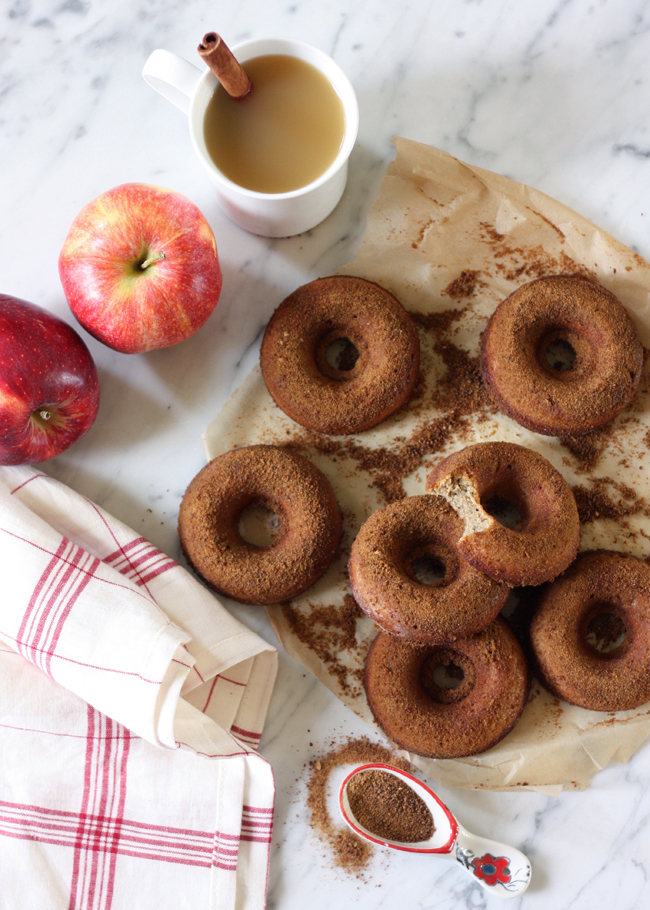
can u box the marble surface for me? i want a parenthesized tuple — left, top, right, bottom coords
(3, 0, 650, 907)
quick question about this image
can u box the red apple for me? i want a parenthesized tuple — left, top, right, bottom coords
(0, 294, 100, 465)
(58, 183, 223, 354)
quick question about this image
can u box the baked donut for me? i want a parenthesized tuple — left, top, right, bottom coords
(349, 494, 510, 644)
(481, 274, 643, 436)
(425, 441, 579, 587)
(530, 550, 650, 712)
(364, 619, 530, 758)
(260, 276, 420, 435)
(178, 445, 341, 604)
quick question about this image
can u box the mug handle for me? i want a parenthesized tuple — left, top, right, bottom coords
(142, 49, 204, 115)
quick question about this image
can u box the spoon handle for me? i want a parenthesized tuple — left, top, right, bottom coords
(452, 824, 531, 899)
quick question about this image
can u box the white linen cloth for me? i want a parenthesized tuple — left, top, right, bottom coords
(0, 465, 278, 910)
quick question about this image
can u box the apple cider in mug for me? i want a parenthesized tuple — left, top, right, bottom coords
(203, 55, 346, 194)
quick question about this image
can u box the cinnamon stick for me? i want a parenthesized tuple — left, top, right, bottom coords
(197, 32, 252, 99)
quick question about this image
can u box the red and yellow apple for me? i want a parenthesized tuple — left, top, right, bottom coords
(58, 183, 223, 354)
(0, 294, 100, 465)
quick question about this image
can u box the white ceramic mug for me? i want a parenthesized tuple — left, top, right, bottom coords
(142, 39, 359, 237)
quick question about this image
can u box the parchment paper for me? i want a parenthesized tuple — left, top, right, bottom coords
(203, 138, 650, 794)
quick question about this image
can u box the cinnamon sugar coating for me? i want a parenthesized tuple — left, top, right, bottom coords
(481, 274, 643, 436)
(364, 619, 530, 759)
(349, 495, 510, 644)
(178, 445, 341, 604)
(530, 550, 650, 712)
(260, 276, 420, 435)
(426, 442, 579, 586)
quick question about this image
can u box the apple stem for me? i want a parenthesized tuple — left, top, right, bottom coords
(140, 251, 167, 270)
(40, 410, 52, 421)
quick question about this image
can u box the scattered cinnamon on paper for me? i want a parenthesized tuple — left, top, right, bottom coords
(198, 32, 252, 99)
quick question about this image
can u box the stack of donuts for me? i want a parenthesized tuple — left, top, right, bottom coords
(351, 440, 580, 759)
(178, 272, 650, 761)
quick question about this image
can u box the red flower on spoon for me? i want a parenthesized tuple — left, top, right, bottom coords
(472, 853, 511, 886)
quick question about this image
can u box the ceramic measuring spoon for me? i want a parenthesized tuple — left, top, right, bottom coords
(339, 763, 531, 899)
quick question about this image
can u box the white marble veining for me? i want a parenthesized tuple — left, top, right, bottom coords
(2, 0, 650, 907)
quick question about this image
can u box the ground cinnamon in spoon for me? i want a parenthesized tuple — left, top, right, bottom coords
(347, 769, 434, 843)
(306, 737, 411, 874)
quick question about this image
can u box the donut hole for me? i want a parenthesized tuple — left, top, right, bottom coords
(409, 555, 446, 585)
(237, 499, 283, 548)
(582, 603, 628, 657)
(405, 543, 460, 587)
(325, 337, 360, 371)
(420, 649, 476, 704)
(537, 327, 595, 383)
(544, 337, 577, 372)
(482, 493, 523, 529)
(315, 328, 364, 381)
(479, 476, 528, 529)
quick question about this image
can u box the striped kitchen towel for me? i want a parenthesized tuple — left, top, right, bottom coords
(0, 465, 278, 910)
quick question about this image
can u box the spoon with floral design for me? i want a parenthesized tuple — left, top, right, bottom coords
(339, 763, 531, 899)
